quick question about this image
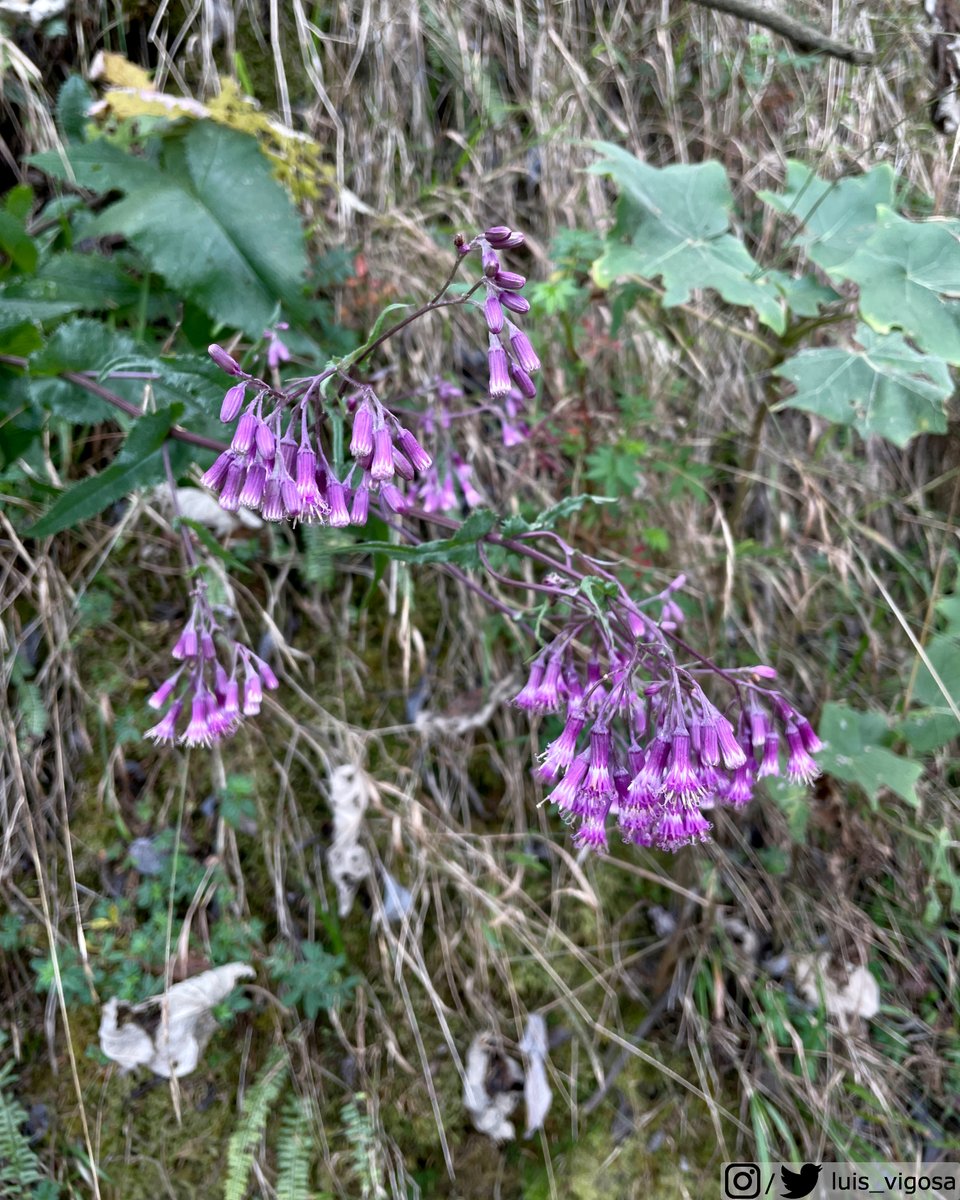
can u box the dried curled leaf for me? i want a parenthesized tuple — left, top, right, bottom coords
(462, 1034, 524, 1142)
(99, 962, 254, 1077)
(795, 953, 880, 1022)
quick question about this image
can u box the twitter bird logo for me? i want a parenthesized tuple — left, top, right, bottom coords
(780, 1163, 822, 1199)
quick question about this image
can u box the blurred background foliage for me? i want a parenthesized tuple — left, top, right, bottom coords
(1, 2, 960, 1198)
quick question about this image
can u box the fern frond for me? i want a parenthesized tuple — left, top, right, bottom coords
(224, 1054, 288, 1200)
(0, 1060, 47, 1197)
(275, 1094, 312, 1200)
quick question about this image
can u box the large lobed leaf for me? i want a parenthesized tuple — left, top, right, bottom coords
(32, 122, 308, 338)
(588, 141, 786, 333)
(762, 162, 960, 364)
(817, 702, 923, 808)
(774, 324, 952, 447)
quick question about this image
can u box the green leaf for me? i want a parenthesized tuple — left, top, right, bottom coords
(56, 74, 93, 143)
(898, 634, 960, 751)
(0, 297, 81, 333)
(589, 141, 785, 332)
(763, 269, 840, 317)
(27, 404, 182, 537)
(817, 702, 923, 807)
(34, 124, 308, 337)
(759, 161, 895, 272)
(500, 493, 617, 535)
(29, 319, 145, 422)
(339, 508, 498, 566)
(774, 325, 952, 447)
(0, 210, 37, 273)
(836, 207, 960, 363)
(4, 251, 141, 310)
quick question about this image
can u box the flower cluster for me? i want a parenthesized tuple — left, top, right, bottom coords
(144, 582, 278, 747)
(513, 579, 822, 854)
(458, 224, 541, 414)
(202, 347, 432, 527)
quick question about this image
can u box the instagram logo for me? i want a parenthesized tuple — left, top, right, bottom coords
(724, 1162, 762, 1199)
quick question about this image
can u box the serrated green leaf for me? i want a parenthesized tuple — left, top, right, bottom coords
(0, 210, 37, 273)
(29, 319, 145, 422)
(4, 251, 141, 310)
(500, 493, 617, 536)
(340, 508, 497, 566)
(34, 124, 308, 337)
(56, 74, 93, 143)
(817, 702, 922, 807)
(759, 161, 894, 271)
(589, 141, 785, 332)
(0, 297, 81, 332)
(774, 325, 952, 447)
(27, 404, 182, 537)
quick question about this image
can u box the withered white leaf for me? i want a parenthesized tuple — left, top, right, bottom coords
(99, 962, 255, 1078)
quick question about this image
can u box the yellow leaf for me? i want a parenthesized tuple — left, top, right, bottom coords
(92, 51, 153, 90)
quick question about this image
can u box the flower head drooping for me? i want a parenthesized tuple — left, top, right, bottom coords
(511, 573, 821, 854)
(143, 581, 278, 748)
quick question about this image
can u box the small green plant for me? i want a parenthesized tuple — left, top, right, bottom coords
(267, 941, 357, 1022)
(0, 1052, 58, 1198)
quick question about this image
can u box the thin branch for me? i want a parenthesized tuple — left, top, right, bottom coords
(689, 0, 876, 66)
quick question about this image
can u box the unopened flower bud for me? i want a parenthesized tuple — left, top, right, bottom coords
(488, 341, 511, 398)
(509, 328, 541, 372)
(494, 269, 526, 291)
(482, 248, 501, 276)
(350, 405, 374, 459)
(371, 427, 395, 481)
(231, 410, 257, 455)
(500, 292, 530, 315)
(220, 382, 246, 423)
(396, 427, 432, 471)
(208, 344, 242, 375)
(484, 225, 512, 245)
(484, 293, 504, 334)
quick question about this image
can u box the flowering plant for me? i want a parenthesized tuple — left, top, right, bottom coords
(140, 221, 821, 853)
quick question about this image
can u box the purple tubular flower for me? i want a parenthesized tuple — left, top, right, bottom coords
(239, 462, 267, 509)
(281, 479, 301, 518)
(501, 419, 527, 447)
(585, 725, 613, 795)
(785, 723, 820, 784)
(574, 817, 608, 853)
(500, 292, 530, 315)
(534, 656, 565, 713)
(148, 672, 181, 710)
(484, 225, 512, 245)
(537, 709, 586, 781)
(453, 457, 483, 507)
(482, 248, 501, 276)
(494, 269, 526, 291)
(182, 693, 213, 747)
(223, 677, 240, 718)
(502, 232, 525, 248)
(350, 485, 370, 525)
(257, 659, 279, 690)
(201, 450, 234, 491)
(513, 659, 545, 710)
(725, 764, 754, 807)
(267, 333, 291, 372)
(220, 461, 247, 512)
(380, 484, 407, 513)
(715, 717, 746, 769)
(488, 341, 511, 398)
(296, 445, 319, 499)
(509, 364, 537, 399)
(231, 410, 257, 455)
(662, 732, 701, 800)
(279, 432, 297, 475)
(655, 801, 710, 850)
(795, 716, 823, 754)
(208, 344, 242, 375)
(172, 623, 198, 661)
(350, 405, 374, 459)
(635, 733, 670, 795)
(392, 448, 415, 481)
(220, 382, 247, 423)
(484, 293, 505, 334)
(370, 427, 394, 481)
(200, 631, 216, 660)
(758, 732, 780, 778)
(547, 753, 589, 814)
(748, 702, 771, 748)
(509, 328, 541, 373)
(327, 480, 350, 527)
(255, 420, 276, 460)
(261, 479, 284, 522)
(145, 699, 183, 743)
(396, 427, 432, 472)
(243, 671, 263, 715)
